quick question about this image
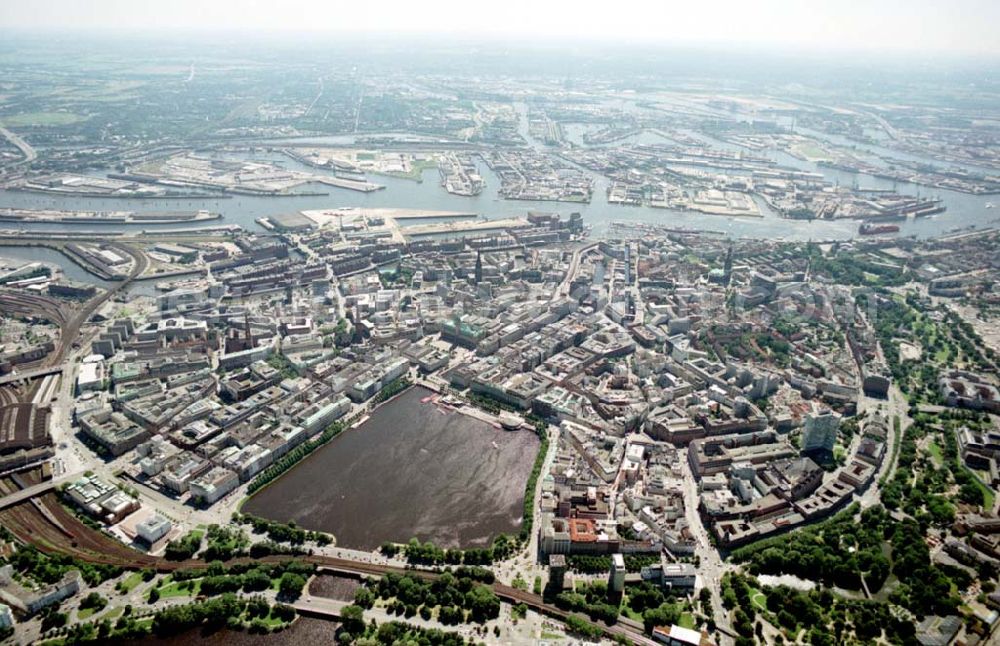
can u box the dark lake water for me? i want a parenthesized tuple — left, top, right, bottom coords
(123, 617, 337, 646)
(309, 574, 362, 601)
(243, 386, 540, 550)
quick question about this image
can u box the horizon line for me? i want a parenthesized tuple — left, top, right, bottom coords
(1, 28, 998, 63)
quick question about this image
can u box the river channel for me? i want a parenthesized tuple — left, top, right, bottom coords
(1, 129, 996, 284)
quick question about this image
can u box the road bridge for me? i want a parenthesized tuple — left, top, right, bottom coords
(0, 365, 64, 387)
(0, 470, 83, 511)
(0, 126, 37, 165)
(292, 595, 349, 619)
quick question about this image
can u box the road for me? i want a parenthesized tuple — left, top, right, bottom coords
(0, 125, 37, 165)
(679, 450, 735, 646)
(860, 109, 901, 142)
(0, 470, 83, 510)
(856, 384, 909, 509)
(494, 424, 560, 593)
(293, 593, 349, 618)
(7, 366, 661, 642)
(21, 242, 150, 465)
(304, 77, 324, 117)
(4, 241, 150, 488)
(554, 242, 598, 301)
(0, 365, 64, 387)
(3, 507, 660, 646)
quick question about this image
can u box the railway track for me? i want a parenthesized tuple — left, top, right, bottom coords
(0, 243, 152, 548)
(0, 489, 657, 645)
(0, 291, 70, 328)
(0, 493, 166, 569)
(1, 241, 148, 370)
(0, 384, 19, 406)
(48, 243, 148, 366)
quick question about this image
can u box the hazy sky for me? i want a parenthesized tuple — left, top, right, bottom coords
(2, 0, 998, 57)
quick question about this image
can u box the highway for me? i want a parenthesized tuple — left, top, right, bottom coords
(0, 125, 37, 165)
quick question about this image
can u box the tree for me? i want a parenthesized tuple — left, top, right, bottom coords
(354, 586, 375, 609)
(278, 572, 307, 599)
(465, 585, 500, 623)
(642, 603, 680, 634)
(340, 603, 365, 637)
(439, 605, 464, 625)
(246, 596, 270, 618)
(565, 615, 603, 639)
(242, 569, 271, 592)
(272, 603, 296, 622)
(80, 592, 107, 611)
(41, 610, 67, 632)
(628, 582, 666, 613)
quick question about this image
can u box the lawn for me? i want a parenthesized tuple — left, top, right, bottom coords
(76, 606, 99, 621)
(1, 111, 86, 127)
(678, 612, 696, 629)
(974, 476, 996, 511)
(926, 440, 943, 466)
(952, 450, 996, 511)
(78, 603, 120, 621)
(620, 603, 643, 622)
(150, 578, 201, 601)
(259, 610, 292, 629)
(49, 80, 146, 102)
(791, 141, 832, 161)
(749, 588, 768, 612)
(103, 607, 124, 622)
(118, 571, 144, 594)
(373, 158, 438, 181)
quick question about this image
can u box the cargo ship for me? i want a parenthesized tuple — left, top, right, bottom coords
(859, 222, 900, 235)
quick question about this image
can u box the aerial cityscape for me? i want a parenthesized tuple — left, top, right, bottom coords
(0, 4, 999, 645)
